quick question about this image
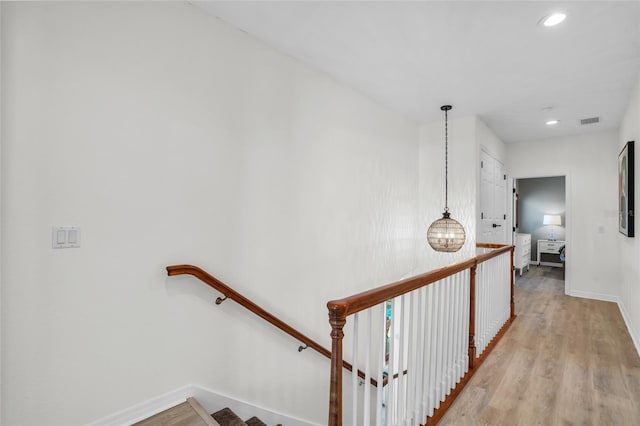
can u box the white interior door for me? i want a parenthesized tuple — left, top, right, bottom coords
(479, 150, 508, 244)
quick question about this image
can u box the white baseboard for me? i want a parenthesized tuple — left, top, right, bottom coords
(565, 289, 619, 303)
(86, 385, 197, 426)
(617, 300, 640, 359)
(87, 384, 316, 426)
(565, 290, 640, 359)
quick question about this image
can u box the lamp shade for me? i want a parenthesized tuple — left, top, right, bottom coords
(427, 212, 466, 252)
(543, 214, 562, 225)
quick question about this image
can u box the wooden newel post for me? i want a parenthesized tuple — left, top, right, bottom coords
(328, 304, 347, 426)
(468, 264, 477, 370)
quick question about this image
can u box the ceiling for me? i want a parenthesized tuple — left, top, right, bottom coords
(194, 1, 640, 143)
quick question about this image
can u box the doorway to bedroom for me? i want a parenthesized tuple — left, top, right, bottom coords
(514, 175, 567, 280)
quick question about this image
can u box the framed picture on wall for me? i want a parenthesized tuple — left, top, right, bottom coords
(619, 141, 634, 237)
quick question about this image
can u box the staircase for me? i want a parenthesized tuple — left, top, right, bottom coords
(134, 397, 280, 426)
(212, 407, 271, 426)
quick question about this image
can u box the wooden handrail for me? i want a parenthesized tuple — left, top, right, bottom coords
(166, 264, 377, 385)
(327, 244, 511, 318)
(167, 264, 332, 356)
(476, 242, 509, 249)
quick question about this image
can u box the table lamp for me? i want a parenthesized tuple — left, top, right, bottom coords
(543, 214, 562, 240)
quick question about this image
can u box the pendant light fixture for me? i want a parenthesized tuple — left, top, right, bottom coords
(427, 105, 466, 252)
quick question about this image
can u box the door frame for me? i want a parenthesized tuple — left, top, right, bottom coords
(511, 172, 571, 294)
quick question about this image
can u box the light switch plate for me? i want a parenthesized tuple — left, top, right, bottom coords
(52, 227, 81, 249)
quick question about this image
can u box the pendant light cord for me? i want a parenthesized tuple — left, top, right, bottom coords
(445, 107, 449, 213)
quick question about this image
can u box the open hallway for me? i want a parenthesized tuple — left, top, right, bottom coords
(440, 266, 640, 425)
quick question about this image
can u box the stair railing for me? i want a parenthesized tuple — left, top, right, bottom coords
(166, 264, 373, 384)
(327, 244, 514, 426)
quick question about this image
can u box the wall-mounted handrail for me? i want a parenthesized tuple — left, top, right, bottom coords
(167, 264, 332, 356)
(166, 264, 377, 385)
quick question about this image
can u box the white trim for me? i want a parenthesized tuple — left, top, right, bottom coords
(86, 385, 198, 426)
(565, 289, 619, 303)
(618, 299, 640, 359)
(86, 384, 316, 426)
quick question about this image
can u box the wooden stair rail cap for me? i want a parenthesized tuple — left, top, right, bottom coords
(327, 244, 511, 318)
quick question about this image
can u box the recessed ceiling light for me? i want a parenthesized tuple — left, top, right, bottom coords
(541, 12, 566, 27)
(546, 119, 560, 126)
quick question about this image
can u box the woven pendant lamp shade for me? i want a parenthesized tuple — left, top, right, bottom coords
(427, 211, 466, 252)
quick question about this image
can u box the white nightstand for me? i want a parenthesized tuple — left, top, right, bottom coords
(537, 239, 565, 266)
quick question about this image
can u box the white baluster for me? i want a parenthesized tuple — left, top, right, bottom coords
(453, 272, 462, 382)
(451, 274, 458, 385)
(464, 269, 470, 373)
(408, 290, 424, 426)
(419, 287, 429, 422)
(481, 264, 485, 356)
(444, 276, 452, 397)
(475, 264, 481, 357)
(504, 253, 510, 323)
(404, 292, 414, 426)
(377, 303, 385, 426)
(412, 289, 425, 426)
(364, 309, 371, 425)
(397, 295, 407, 423)
(482, 261, 489, 354)
(388, 298, 396, 426)
(435, 280, 445, 405)
(352, 313, 359, 426)
(491, 259, 497, 344)
(426, 284, 437, 417)
(461, 270, 468, 374)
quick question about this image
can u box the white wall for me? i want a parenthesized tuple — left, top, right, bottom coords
(476, 116, 505, 163)
(1, 2, 421, 424)
(619, 73, 640, 350)
(507, 130, 620, 299)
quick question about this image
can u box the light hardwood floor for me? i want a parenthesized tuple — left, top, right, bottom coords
(439, 266, 640, 425)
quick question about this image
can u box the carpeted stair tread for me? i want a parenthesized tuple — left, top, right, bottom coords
(245, 417, 267, 426)
(211, 408, 247, 426)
